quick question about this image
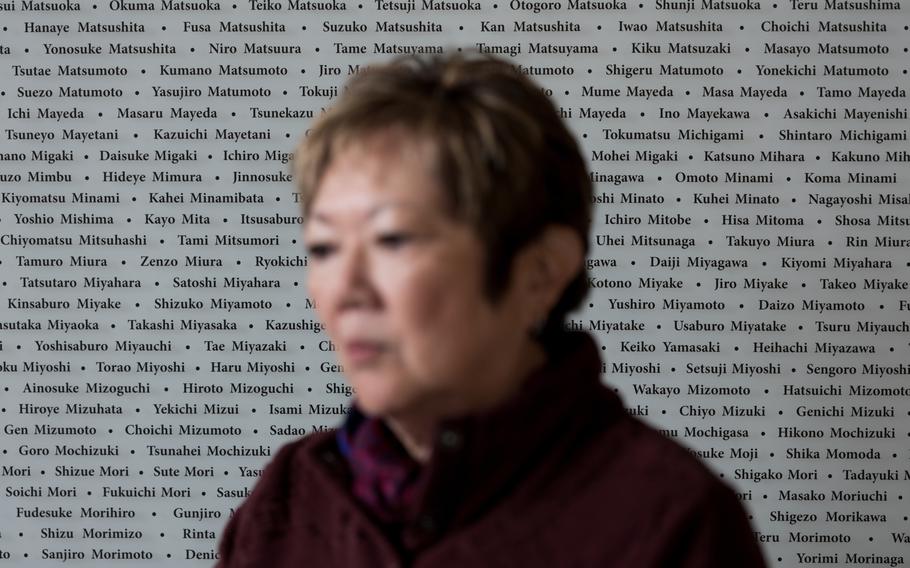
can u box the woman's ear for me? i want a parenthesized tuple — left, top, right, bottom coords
(516, 224, 584, 328)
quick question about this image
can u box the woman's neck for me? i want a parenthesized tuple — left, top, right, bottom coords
(384, 339, 548, 464)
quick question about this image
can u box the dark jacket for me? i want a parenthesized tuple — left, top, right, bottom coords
(216, 330, 767, 568)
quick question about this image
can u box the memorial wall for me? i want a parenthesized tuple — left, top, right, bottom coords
(0, 1, 908, 565)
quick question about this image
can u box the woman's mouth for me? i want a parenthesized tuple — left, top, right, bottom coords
(345, 341, 385, 364)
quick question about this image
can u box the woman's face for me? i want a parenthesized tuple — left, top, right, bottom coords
(303, 136, 534, 422)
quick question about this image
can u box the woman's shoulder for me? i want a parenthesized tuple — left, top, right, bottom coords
(234, 430, 338, 518)
(606, 411, 724, 488)
(574, 405, 732, 506)
(516, 394, 737, 528)
(494, 406, 760, 565)
(215, 431, 341, 566)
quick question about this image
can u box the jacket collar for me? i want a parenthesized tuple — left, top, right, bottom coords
(411, 331, 619, 531)
(317, 330, 622, 550)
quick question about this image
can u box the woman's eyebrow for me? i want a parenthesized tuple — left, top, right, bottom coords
(311, 201, 424, 225)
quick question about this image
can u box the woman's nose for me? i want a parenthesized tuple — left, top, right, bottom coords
(335, 241, 379, 310)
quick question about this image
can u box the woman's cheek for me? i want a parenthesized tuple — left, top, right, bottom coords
(412, 271, 463, 330)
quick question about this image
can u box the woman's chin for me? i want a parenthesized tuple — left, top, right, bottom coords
(347, 369, 430, 420)
(350, 382, 406, 418)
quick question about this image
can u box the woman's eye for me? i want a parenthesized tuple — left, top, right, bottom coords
(377, 233, 411, 248)
(306, 243, 335, 259)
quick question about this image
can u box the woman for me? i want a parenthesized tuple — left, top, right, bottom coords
(215, 52, 767, 567)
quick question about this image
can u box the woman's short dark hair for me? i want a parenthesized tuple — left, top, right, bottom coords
(294, 50, 592, 343)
